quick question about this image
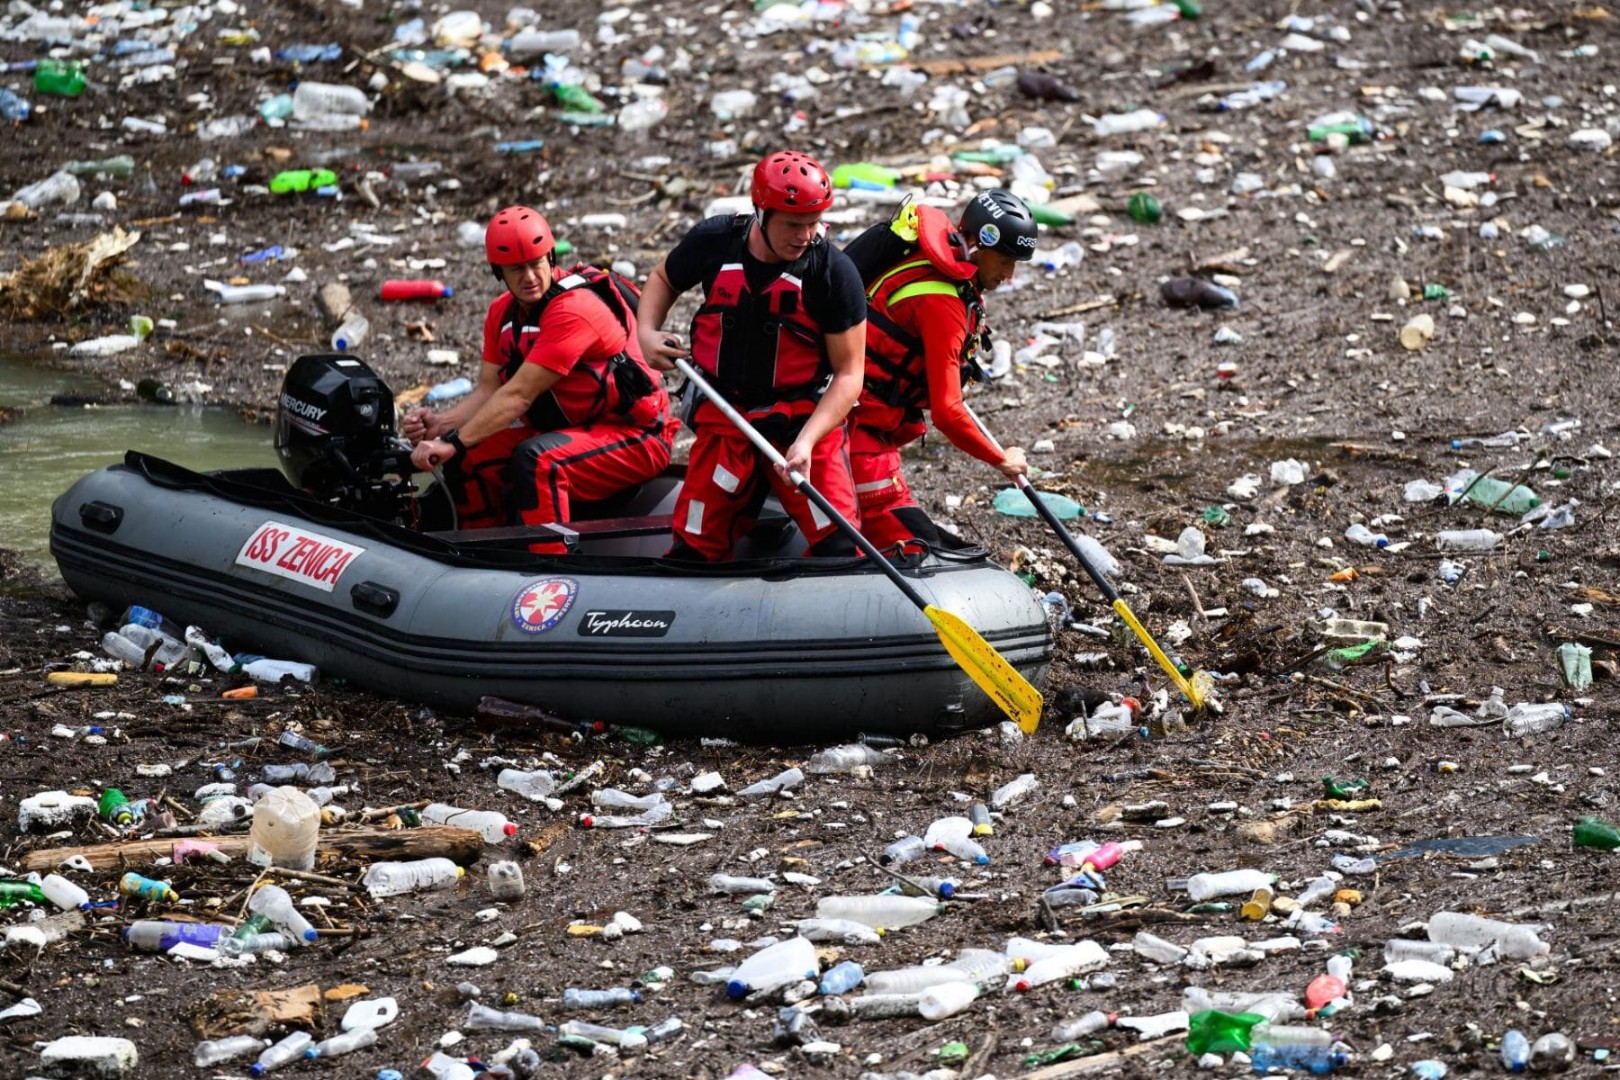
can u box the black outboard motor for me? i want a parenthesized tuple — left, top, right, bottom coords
(275, 354, 415, 521)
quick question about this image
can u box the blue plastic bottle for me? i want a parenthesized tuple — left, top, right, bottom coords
(817, 960, 864, 996)
(1250, 1044, 1346, 1074)
(1500, 1029, 1530, 1073)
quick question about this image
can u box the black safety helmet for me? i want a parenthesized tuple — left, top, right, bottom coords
(958, 189, 1038, 262)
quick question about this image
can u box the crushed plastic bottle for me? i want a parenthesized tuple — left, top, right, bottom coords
(363, 858, 465, 898)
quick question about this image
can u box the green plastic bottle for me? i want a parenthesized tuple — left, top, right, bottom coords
(269, 168, 339, 194)
(993, 487, 1082, 520)
(1573, 817, 1620, 851)
(1322, 776, 1371, 800)
(1171, 0, 1202, 17)
(952, 146, 1024, 165)
(99, 788, 135, 825)
(1029, 203, 1075, 227)
(0, 881, 48, 907)
(1453, 473, 1539, 515)
(831, 162, 898, 190)
(1185, 1010, 1266, 1054)
(549, 82, 603, 113)
(34, 60, 87, 97)
(1127, 192, 1163, 224)
(64, 155, 135, 178)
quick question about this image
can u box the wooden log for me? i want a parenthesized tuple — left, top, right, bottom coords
(21, 825, 484, 873)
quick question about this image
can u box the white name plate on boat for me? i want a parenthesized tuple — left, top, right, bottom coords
(237, 521, 364, 592)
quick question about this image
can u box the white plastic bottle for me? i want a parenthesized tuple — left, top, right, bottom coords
(497, 767, 557, 801)
(1435, 528, 1502, 552)
(1343, 523, 1388, 547)
(815, 894, 941, 930)
(13, 170, 81, 209)
(1182, 868, 1275, 901)
(1013, 941, 1110, 990)
(805, 744, 892, 774)
(307, 1026, 376, 1059)
(990, 773, 1039, 808)
(195, 1035, 269, 1068)
(738, 767, 804, 797)
(248, 787, 320, 870)
(291, 81, 370, 119)
(40, 873, 90, 911)
(918, 980, 979, 1019)
(100, 631, 150, 669)
(118, 623, 192, 668)
(725, 936, 818, 1000)
(864, 965, 972, 995)
(711, 873, 776, 895)
(1502, 702, 1569, 737)
(1383, 938, 1455, 965)
(1426, 911, 1549, 959)
(249, 1031, 313, 1076)
(330, 311, 370, 352)
(506, 28, 580, 57)
(363, 857, 464, 898)
(1092, 108, 1164, 136)
(247, 883, 318, 944)
(465, 1002, 546, 1032)
(590, 788, 666, 812)
(206, 281, 288, 305)
(422, 803, 518, 843)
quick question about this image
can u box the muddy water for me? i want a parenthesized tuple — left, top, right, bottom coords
(0, 356, 272, 567)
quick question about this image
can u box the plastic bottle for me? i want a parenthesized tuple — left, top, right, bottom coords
(99, 788, 136, 826)
(250, 1031, 313, 1076)
(1014, 943, 1109, 991)
(220, 932, 296, 955)
(119, 873, 178, 903)
(40, 874, 89, 911)
(1184, 869, 1276, 901)
(196, 1035, 270, 1067)
(817, 959, 864, 996)
(1500, 1029, 1531, 1072)
(738, 767, 804, 797)
(1426, 912, 1548, 959)
(1435, 529, 1501, 552)
(488, 861, 526, 899)
(307, 1026, 376, 1059)
(1343, 523, 1388, 548)
(830, 162, 900, 191)
(507, 28, 582, 57)
(424, 376, 474, 403)
(562, 987, 641, 1009)
(0, 88, 30, 122)
(879, 835, 927, 866)
(422, 803, 518, 843)
(247, 883, 318, 944)
(1382, 938, 1455, 965)
(590, 788, 667, 812)
(1502, 702, 1569, 737)
(1250, 1041, 1345, 1073)
(1186, 1009, 1265, 1054)
(989, 773, 1038, 809)
(1530, 1033, 1574, 1071)
(380, 279, 454, 302)
(711, 873, 776, 895)
(1446, 470, 1539, 514)
(123, 921, 228, 951)
(34, 59, 86, 96)
(558, 1020, 648, 1051)
(805, 744, 892, 773)
(0, 881, 46, 907)
(292, 81, 369, 119)
(1092, 108, 1164, 136)
(1573, 816, 1620, 850)
(465, 1002, 546, 1031)
(726, 936, 818, 1000)
(363, 858, 464, 898)
(618, 97, 668, 133)
(908, 979, 974, 1019)
(207, 282, 288, 305)
(864, 965, 972, 995)
(816, 894, 942, 930)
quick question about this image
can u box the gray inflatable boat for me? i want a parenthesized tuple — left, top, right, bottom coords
(51, 452, 1052, 741)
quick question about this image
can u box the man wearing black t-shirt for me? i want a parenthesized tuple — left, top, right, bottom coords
(636, 150, 868, 562)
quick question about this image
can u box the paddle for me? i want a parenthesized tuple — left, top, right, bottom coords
(970, 413, 1206, 710)
(673, 359, 1044, 733)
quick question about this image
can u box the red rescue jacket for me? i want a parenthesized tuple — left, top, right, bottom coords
(688, 216, 830, 409)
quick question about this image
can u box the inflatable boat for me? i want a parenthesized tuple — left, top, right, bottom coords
(48, 357, 1051, 741)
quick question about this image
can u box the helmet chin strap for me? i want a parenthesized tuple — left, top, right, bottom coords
(753, 208, 788, 261)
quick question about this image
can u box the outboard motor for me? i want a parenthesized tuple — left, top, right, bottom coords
(275, 354, 415, 521)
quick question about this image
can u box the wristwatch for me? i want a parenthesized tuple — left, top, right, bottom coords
(441, 428, 467, 463)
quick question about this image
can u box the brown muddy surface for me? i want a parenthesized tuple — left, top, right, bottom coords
(2, 1, 1619, 1077)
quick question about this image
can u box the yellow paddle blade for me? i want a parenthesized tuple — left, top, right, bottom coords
(925, 604, 1044, 734)
(1111, 599, 1205, 710)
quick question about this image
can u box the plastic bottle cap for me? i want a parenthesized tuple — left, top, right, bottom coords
(441, 286, 455, 297)
(725, 979, 747, 1000)
(502, 823, 518, 836)
(937, 882, 955, 899)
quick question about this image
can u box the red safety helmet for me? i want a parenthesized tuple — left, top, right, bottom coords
(751, 151, 833, 215)
(485, 205, 555, 266)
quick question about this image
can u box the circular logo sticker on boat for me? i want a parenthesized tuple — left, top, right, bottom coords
(511, 577, 578, 634)
(978, 223, 1001, 249)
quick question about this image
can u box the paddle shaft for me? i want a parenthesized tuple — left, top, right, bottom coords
(964, 410, 1204, 710)
(673, 359, 928, 610)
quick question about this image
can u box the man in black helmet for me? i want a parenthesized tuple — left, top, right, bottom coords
(845, 189, 1037, 550)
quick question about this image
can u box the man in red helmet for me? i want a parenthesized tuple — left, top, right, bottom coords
(404, 205, 678, 551)
(636, 150, 867, 561)
(841, 190, 1037, 550)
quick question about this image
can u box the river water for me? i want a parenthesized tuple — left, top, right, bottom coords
(0, 356, 273, 569)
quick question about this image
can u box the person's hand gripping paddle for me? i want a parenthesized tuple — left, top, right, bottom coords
(675, 359, 1044, 733)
